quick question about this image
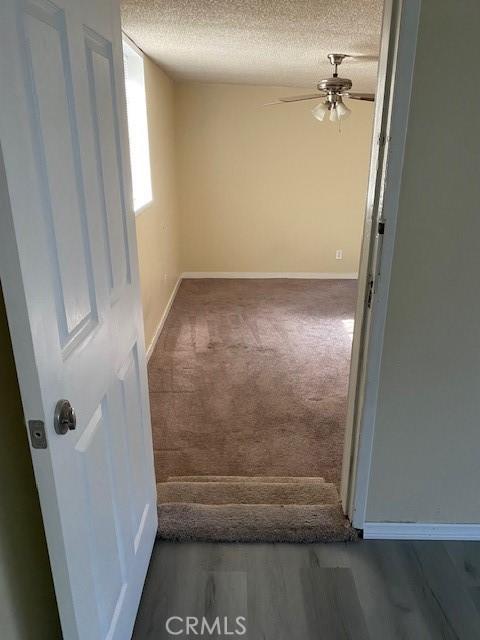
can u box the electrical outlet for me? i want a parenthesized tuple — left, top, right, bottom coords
(336, 249, 343, 260)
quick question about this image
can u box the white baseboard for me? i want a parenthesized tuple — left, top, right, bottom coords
(182, 271, 358, 280)
(363, 522, 480, 541)
(146, 276, 182, 362)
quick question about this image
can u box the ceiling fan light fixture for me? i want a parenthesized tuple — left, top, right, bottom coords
(329, 105, 338, 122)
(312, 101, 329, 121)
(336, 100, 351, 120)
(269, 53, 375, 123)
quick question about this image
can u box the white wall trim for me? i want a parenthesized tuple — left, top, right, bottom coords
(340, 0, 398, 514)
(182, 272, 358, 280)
(145, 276, 182, 361)
(349, 0, 422, 529)
(364, 522, 480, 541)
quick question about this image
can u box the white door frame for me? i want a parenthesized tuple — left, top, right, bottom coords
(341, 0, 421, 527)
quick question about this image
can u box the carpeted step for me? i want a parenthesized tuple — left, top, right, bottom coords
(157, 480, 338, 505)
(156, 475, 356, 543)
(157, 503, 357, 543)
(167, 475, 326, 484)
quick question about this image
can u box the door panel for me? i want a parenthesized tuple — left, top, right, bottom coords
(0, 0, 157, 638)
(85, 28, 130, 299)
(118, 345, 150, 545)
(23, 2, 98, 346)
(76, 402, 128, 636)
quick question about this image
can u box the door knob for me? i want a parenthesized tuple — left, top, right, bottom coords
(54, 399, 77, 435)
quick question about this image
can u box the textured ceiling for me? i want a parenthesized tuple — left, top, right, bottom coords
(121, 1, 384, 92)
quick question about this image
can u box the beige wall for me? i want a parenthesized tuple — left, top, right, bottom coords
(0, 287, 61, 640)
(135, 56, 181, 351)
(366, 0, 480, 523)
(176, 83, 374, 274)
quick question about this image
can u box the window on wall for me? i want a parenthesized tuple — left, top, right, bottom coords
(123, 38, 153, 213)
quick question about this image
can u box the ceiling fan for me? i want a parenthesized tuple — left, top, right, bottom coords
(266, 53, 375, 123)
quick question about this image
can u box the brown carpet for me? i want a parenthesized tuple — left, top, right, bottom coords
(157, 502, 357, 543)
(157, 479, 339, 505)
(156, 474, 356, 542)
(149, 278, 356, 487)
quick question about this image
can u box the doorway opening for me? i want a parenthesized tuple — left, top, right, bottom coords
(121, 1, 386, 541)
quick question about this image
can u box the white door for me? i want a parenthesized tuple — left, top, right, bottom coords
(0, 0, 157, 638)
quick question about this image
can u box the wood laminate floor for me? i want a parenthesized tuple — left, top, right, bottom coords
(133, 539, 480, 639)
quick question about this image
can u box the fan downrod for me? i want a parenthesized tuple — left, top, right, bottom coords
(327, 53, 349, 77)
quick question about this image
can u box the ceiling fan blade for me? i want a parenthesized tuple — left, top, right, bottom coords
(347, 55, 379, 63)
(343, 92, 375, 102)
(264, 93, 324, 106)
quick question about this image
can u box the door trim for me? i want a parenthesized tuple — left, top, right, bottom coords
(340, 0, 422, 527)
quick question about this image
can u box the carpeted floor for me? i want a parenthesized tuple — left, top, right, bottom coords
(148, 278, 356, 488)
